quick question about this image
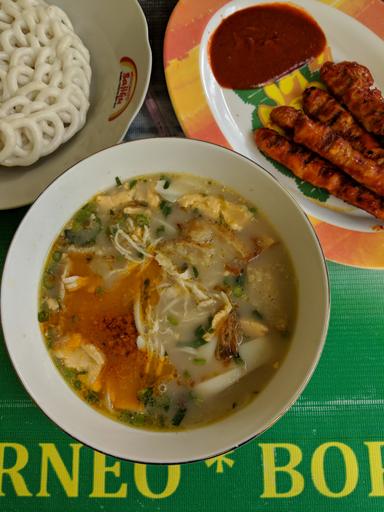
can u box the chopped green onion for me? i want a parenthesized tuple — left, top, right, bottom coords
(195, 325, 206, 338)
(193, 358, 206, 366)
(248, 206, 258, 215)
(52, 251, 62, 262)
(160, 176, 171, 189)
(168, 315, 179, 326)
(156, 225, 166, 236)
(131, 413, 146, 426)
(137, 387, 154, 407)
(235, 272, 246, 287)
(223, 276, 232, 287)
(160, 200, 172, 218)
(95, 286, 104, 295)
(86, 390, 99, 404)
(129, 179, 137, 189)
(74, 380, 82, 390)
(115, 176, 122, 186)
(191, 338, 207, 348)
(252, 309, 263, 320)
(38, 310, 49, 323)
(45, 326, 56, 348)
(183, 370, 191, 380)
(234, 355, 245, 366)
(192, 266, 199, 278)
(233, 285, 244, 298)
(172, 407, 187, 426)
(43, 273, 55, 290)
(134, 214, 150, 227)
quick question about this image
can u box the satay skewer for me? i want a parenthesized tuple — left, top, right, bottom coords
(254, 127, 384, 220)
(270, 106, 384, 196)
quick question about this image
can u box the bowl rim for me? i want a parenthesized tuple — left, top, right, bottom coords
(0, 137, 330, 464)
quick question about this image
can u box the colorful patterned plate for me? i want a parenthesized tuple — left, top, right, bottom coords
(164, 0, 384, 268)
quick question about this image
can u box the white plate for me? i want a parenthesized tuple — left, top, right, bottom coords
(0, 0, 152, 210)
(1, 137, 329, 463)
(200, 0, 384, 232)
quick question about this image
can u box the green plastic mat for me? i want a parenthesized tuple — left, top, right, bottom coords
(1, 204, 384, 512)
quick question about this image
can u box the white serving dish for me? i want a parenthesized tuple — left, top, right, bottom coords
(1, 137, 330, 463)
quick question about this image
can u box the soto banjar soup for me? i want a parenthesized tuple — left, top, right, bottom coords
(38, 173, 297, 430)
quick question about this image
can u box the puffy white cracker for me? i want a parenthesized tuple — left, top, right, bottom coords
(0, 0, 91, 166)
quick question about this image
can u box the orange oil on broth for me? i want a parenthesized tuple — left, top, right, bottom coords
(56, 254, 173, 411)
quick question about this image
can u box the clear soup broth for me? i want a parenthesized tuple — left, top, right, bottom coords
(39, 173, 297, 430)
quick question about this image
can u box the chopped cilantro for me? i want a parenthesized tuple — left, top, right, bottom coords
(192, 266, 199, 278)
(248, 206, 258, 215)
(115, 176, 122, 186)
(129, 179, 137, 189)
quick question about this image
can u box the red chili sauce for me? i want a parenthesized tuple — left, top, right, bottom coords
(209, 3, 327, 89)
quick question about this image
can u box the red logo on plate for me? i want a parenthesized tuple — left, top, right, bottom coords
(109, 57, 138, 122)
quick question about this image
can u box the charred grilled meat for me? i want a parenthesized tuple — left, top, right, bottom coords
(302, 87, 384, 165)
(321, 61, 384, 136)
(270, 106, 384, 196)
(254, 127, 384, 219)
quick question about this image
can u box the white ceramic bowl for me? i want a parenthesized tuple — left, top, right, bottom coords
(0, 0, 152, 210)
(1, 138, 329, 463)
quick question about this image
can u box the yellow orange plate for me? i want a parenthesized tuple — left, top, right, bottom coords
(164, 0, 384, 268)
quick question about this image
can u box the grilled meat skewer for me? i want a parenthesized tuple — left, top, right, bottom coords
(270, 106, 384, 196)
(321, 61, 384, 136)
(302, 87, 384, 165)
(254, 128, 384, 220)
